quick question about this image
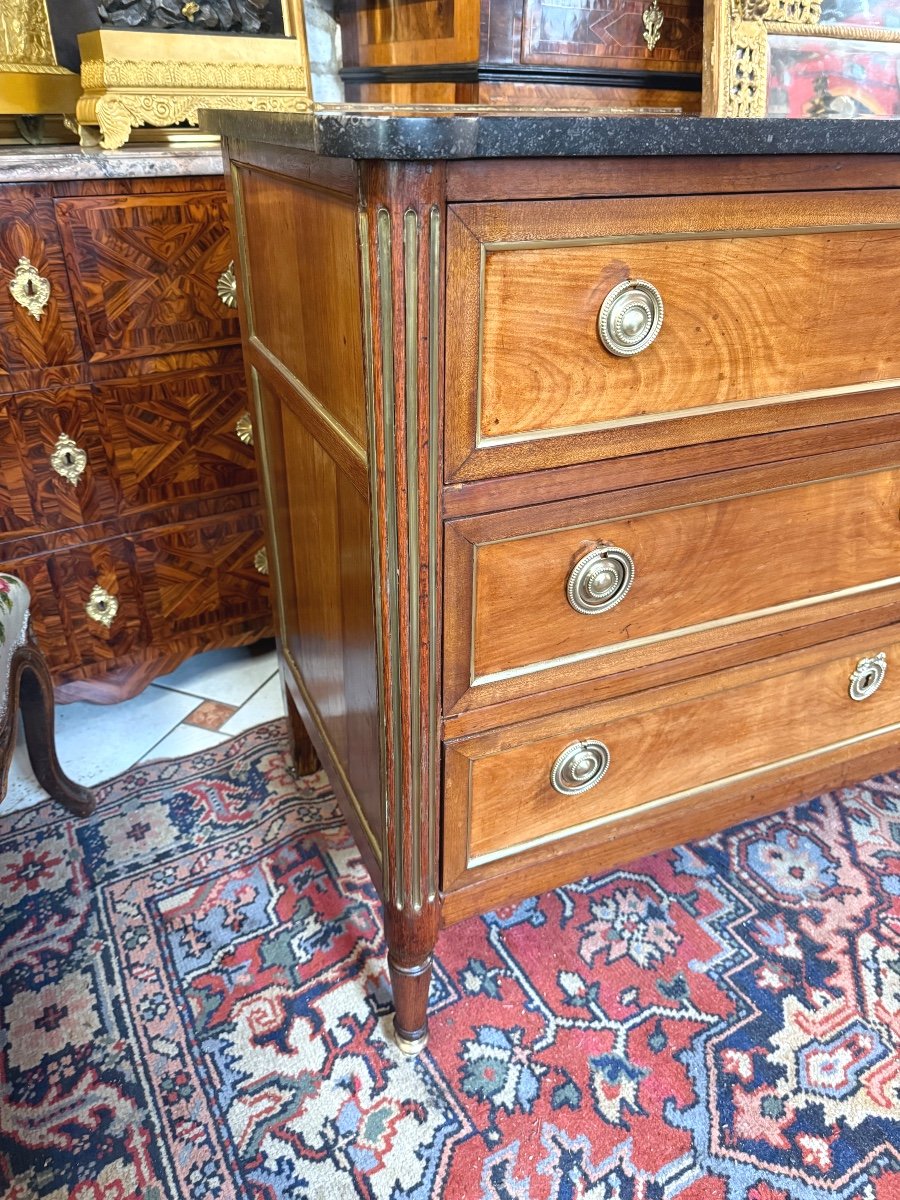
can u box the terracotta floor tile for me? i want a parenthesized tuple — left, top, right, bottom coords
(184, 699, 239, 731)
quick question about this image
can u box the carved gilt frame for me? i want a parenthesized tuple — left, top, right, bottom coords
(702, 0, 900, 117)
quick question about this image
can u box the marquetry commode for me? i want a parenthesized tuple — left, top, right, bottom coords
(0, 145, 272, 702)
(209, 108, 900, 1054)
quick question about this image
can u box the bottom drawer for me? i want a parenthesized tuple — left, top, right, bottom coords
(10, 510, 270, 679)
(443, 635, 900, 887)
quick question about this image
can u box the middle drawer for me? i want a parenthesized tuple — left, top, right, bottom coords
(443, 449, 900, 713)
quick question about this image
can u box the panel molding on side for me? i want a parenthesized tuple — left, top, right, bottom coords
(444, 191, 900, 481)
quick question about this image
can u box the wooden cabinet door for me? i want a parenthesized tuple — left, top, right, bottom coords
(55, 191, 240, 362)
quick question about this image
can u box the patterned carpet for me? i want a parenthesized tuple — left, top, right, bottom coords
(2, 721, 900, 1200)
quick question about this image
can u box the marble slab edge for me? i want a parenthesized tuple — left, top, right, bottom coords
(0, 144, 224, 184)
(204, 107, 900, 160)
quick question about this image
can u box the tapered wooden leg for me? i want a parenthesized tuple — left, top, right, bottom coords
(18, 646, 96, 817)
(282, 669, 320, 776)
(385, 906, 439, 1056)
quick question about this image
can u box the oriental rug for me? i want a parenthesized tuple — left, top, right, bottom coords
(2, 720, 900, 1200)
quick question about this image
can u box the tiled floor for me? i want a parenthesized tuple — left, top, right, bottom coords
(1, 640, 285, 815)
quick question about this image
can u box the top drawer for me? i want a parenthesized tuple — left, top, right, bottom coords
(445, 191, 900, 481)
(55, 191, 240, 362)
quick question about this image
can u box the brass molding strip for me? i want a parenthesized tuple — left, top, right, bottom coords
(249, 336, 367, 469)
(376, 206, 405, 908)
(471, 575, 900, 689)
(359, 210, 389, 874)
(426, 204, 441, 906)
(473, 219, 900, 449)
(404, 208, 423, 913)
(467, 721, 900, 869)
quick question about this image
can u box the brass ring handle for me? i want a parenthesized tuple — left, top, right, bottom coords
(10, 257, 51, 322)
(85, 584, 118, 629)
(551, 740, 610, 795)
(235, 412, 254, 446)
(217, 261, 237, 309)
(849, 653, 886, 701)
(50, 432, 87, 486)
(598, 279, 664, 357)
(567, 544, 634, 616)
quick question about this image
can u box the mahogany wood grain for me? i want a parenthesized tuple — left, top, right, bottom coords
(442, 411, 900, 519)
(476, 81, 700, 109)
(55, 190, 239, 362)
(221, 132, 900, 1047)
(445, 191, 900, 480)
(237, 167, 369, 449)
(443, 627, 900, 888)
(340, 0, 481, 68)
(445, 154, 900, 202)
(445, 450, 900, 711)
(441, 738, 900, 923)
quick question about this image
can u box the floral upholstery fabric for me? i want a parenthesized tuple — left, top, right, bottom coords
(0, 574, 30, 721)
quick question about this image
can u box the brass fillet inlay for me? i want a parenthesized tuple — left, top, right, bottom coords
(473, 220, 900, 448)
(404, 208, 423, 914)
(426, 204, 441, 906)
(360, 210, 389, 876)
(249, 336, 367, 467)
(467, 721, 900, 869)
(377, 207, 405, 908)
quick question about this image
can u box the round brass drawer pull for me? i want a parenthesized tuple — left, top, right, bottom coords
(551, 740, 610, 795)
(50, 432, 87, 485)
(254, 547, 269, 575)
(85, 584, 118, 629)
(849, 652, 886, 701)
(567, 544, 634, 615)
(598, 279, 664, 357)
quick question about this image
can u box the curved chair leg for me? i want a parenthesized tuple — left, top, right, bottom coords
(17, 641, 96, 817)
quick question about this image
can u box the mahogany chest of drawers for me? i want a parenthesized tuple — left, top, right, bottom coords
(212, 109, 900, 1054)
(0, 167, 272, 702)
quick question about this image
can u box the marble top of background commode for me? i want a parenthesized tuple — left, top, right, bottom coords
(0, 144, 224, 183)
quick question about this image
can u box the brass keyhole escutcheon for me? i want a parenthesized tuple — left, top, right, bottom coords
(50, 433, 87, 486)
(9, 257, 51, 322)
(85, 584, 119, 629)
(849, 653, 887, 702)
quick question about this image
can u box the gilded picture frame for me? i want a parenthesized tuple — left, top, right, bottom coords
(702, 0, 900, 118)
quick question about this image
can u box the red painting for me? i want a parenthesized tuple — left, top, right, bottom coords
(766, 33, 900, 117)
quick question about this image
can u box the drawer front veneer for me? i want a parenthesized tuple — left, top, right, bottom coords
(445, 191, 900, 480)
(444, 453, 900, 712)
(444, 635, 900, 886)
(55, 192, 240, 362)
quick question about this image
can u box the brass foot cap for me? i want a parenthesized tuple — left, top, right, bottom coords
(392, 1018, 428, 1057)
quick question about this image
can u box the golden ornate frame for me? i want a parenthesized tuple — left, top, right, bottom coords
(0, 0, 80, 114)
(702, 0, 900, 117)
(75, 1, 311, 150)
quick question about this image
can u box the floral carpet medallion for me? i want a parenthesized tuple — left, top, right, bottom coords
(2, 721, 900, 1199)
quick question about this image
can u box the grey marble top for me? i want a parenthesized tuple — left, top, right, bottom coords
(204, 105, 900, 160)
(0, 143, 224, 183)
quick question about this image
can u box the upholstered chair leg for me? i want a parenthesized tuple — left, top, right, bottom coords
(18, 639, 96, 817)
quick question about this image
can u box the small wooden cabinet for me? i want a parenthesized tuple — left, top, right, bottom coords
(0, 173, 272, 702)
(218, 112, 900, 1054)
(340, 0, 703, 110)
